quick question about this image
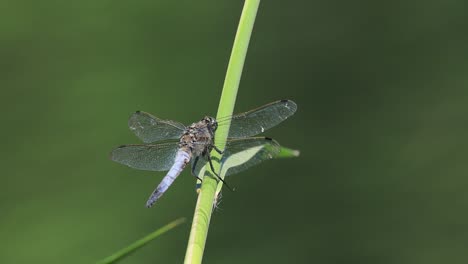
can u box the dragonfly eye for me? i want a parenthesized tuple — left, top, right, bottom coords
(203, 116, 217, 131)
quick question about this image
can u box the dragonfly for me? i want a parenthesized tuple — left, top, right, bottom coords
(110, 99, 297, 207)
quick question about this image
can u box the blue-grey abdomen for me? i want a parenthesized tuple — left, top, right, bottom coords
(146, 150, 191, 207)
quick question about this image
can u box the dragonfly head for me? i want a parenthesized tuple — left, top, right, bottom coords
(203, 116, 218, 132)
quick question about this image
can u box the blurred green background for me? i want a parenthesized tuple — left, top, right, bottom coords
(2, 0, 468, 263)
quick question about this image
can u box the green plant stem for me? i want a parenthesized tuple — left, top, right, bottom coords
(96, 217, 186, 264)
(184, 1, 260, 263)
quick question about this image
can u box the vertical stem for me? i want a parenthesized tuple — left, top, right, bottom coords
(184, 1, 260, 263)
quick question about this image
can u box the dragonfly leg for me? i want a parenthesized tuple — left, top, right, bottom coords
(207, 154, 235, 192)
(191, 156, 203, 182)
(213, 145, 224, 154)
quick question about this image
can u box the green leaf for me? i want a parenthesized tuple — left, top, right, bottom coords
(195, 143, 299, 187)
(276, 146, 300, 158)
(96, 217, 186, 264)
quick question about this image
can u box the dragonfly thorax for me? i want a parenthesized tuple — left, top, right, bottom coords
(179, 117, 217, 157)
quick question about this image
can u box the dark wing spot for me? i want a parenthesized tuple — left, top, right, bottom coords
(265, 137, 273, 141)
(281, 99, 290, 103)
(135, 110, 141, 113)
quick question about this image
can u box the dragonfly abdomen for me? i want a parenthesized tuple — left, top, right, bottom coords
(146, 150, 191, 207)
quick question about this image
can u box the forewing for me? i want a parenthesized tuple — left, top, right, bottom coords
(110, 143, 179, 171)
(128, 111, 185, 143)
(220, 137, 281, 176)
(226, 100, 297, 138)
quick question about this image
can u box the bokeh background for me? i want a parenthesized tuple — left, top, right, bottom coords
(2, 0, 468, 263)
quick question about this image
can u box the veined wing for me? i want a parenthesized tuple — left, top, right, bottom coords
(225, 100, 297, 138)
(192, 137, 280, 177)
(128, 111, 185, 143)
(222, 137, 280, 176)
(110, 142, 179, 171)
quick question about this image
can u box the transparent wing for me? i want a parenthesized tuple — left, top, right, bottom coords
(221, 137, 281, 176)
(110, 142, 180, 171)
(191, 154, 208, 177)
(192, 137, 281, 177)
(128, 111, 185, 143)
(225, 100, 297, 138)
